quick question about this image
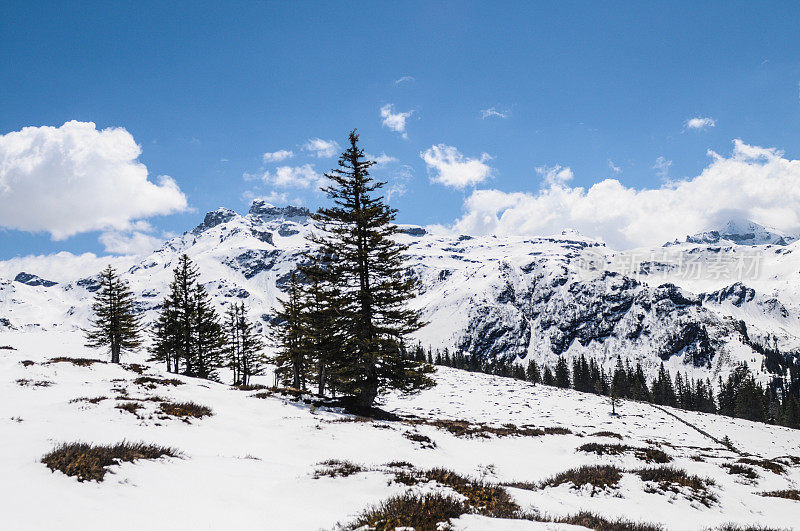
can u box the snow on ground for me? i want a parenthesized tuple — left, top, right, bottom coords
(1, 330, 799, 530)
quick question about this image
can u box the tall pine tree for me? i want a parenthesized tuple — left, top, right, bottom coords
(310, 130, 433, 409)
(84, 265, 142, 363)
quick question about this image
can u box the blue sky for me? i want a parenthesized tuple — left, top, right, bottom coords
(2, 1, 800, 257)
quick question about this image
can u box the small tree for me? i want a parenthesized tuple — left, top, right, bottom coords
(84, 265, 142, 363)
(555, 356, 571, 388)
(226, 302, 266, 386)
(272, 273, 309, 389)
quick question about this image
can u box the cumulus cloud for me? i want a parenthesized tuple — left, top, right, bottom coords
(420, 144, 493, 189)
(303, 138, 340, 158)
(685, 116, 716, 130)
(99, 230, 163, 255)
(380, 104, 413, 138)
(0, 120, 188, 240)
(480, 107, 509, 119)
(452, 139, 800, 249)
(262, 149, 294, 163)
(262, 164, 324, 190)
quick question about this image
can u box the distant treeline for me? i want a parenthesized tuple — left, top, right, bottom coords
(406, 345, 800, 430)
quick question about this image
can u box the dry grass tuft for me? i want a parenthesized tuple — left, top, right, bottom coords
(313, 459, 365, 478)
(760, 490, 800, 501)
(737, 458, 786, 475)
(47, 357, 104, 367)
(722, 463, 759, 480)
(158, 401, 212, 419)
(134, 376, 184, 389)
(41, 441, 179, 482)
(535, 465, 623, 494)
(348, 491, 467, 530)
(635, 466, 717, 506)
(70, 396, 107, 404)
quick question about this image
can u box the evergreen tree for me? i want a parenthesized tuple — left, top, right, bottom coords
(84, 265, 142, 363)
(309, 131, 434, 408)
(555, 357, 571, 388)
(226, 302, 266, 386)
(542, 365, 555, 386)
(611, 357, 628, 399)
(272, 272, 309, 389)
(150, 254, 224, 379)
(525, 359, 541, 384)
(298, 253, 343, 395)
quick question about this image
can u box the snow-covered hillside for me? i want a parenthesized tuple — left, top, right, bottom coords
(1, 330, 798, 530)
(2, 201, 800, 385)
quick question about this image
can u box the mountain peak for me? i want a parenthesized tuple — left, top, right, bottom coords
(248, 199, 310, 220)
(192, 207, 238, 234)
(668, 219, 797, 246)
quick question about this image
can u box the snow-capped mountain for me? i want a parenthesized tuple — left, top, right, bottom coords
(3, 200, 800, 384)
(667, 219, 798, 247)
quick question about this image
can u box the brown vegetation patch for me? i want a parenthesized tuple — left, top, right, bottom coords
(553, 511, 665, 531)
(313, 459, 365, 479)
(534, 465, 623, 495)
(47, 357, 104, 367)
(19, 360, 35, 367)
(70, 396, 107, 404)
(158, 401, 212, 419)
(590, 430, 623, 439)
(578, 443, 671, 464)
(234, 383, 269, 391)
(419, 418, 571, 439)
(16, 378, 53, 387)
(722, 463, 759, 480)
(123, 363, 147, 374)
(403, 431, 437, 449)
(348, 491, 467, 531)
(424, 467, 519, 518)
(737, 458, 786, 475)
(115, 402, 144, 418)
(134, 376, 184, 389)
(635, 466, 717, 507)
(760, 489, 800, 501)
(41, 441, 178, 482)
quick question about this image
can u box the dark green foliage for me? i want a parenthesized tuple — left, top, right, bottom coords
(271, 272, 310, 389)
(84, 265, 142, 364)
(525, 358, 540, 383)
(297, 131, 434, 408)
(150, 254, 226, 380)
(41, 441, 179, 482)
(555, 356, 571, 388)
(225, 302, 265, 386)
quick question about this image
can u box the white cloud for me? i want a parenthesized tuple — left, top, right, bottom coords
(369, 152, 399, 166)
(0, 251, 133, 283)
(380, 104, 413, 138)
(420, 144, 493, 189)
(99, 230, 163, 255)
(452, 139, 800, 249)
(303, 138, 340, 158)
(685, 116, 716, 130)
(608, 159, 622, 174)
(262, 149, 294, 163)
(0, 121, 188, 240)
(653, 156, 672, 179)
(394, 76, 415, 85)
(480, 107, 509, 119)
(536, 165, 573, 185)
(263, 164, 323, 190)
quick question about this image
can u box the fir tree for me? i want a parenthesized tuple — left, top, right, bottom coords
(525, 359, 541, 384)
(542, 365, 555, 386)
(310, 130, 434, 409)
(84, 265, 142, 363)
(272, 272, 309, 389)
(555, 356, 571, 388)
(226, 302, 266, 386)
(150, 254, 224, 379)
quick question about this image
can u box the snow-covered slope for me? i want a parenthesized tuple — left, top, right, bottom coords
(1, 331, 798, 530)
(667, 219, 798, 247)
(2, 200, 800, 384)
